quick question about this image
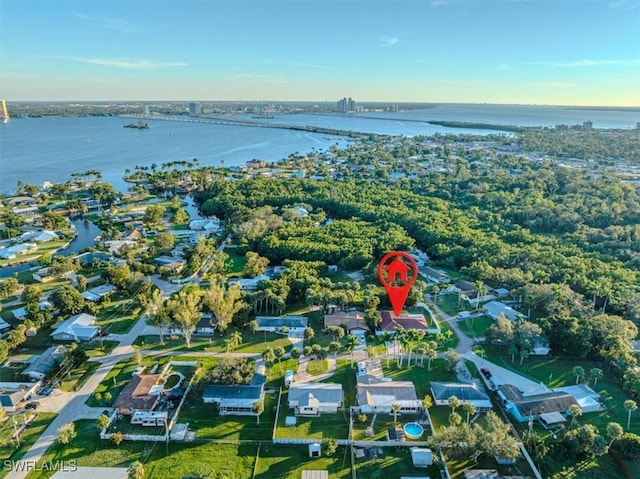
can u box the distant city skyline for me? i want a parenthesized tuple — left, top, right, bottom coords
(1, 0, 639, 106)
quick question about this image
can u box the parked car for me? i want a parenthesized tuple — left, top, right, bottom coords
(25, 401, 38, 410)
(481, 368, 492, 379)
(37, 387, 53, 396)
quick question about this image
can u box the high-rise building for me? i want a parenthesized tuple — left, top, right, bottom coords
(337, 97, 355, 113)
(189, 102, 201, 115)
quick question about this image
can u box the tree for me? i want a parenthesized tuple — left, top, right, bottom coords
(146, 305, 172, 345)
(253, 399, 264, 425)
(590, 367, 603, 386)
(143, 204, 166, 228)
(273, 346, 285, 371)
(448, 412, 462, 426)
(133, 351, 143, 366)
(51, 285, 85, 315)
(167, 288, 202, 348)
(57, 422, 76, 444)
(329, 341, 341, 358)
(111, 431, 124, 446)
(323, 437, 338, 457)
(127, 461, 145, 479)
(104, 392, 112, 404)
(304, 327, 315, 341)
(569, 404, 582, 428)
(448, 395, 461, 412)
(462, 402, 476, 423)
(244, 251, 269, 277)
(422, 394, 433, 411)
(344, 334, 360, 368)
(606, 422, 624, 447)
(572, 366, 585, 385)
(225, 330, 243, 355)
(391, 403, 402, 423)
(97, 414, 110, 430)
(202, 282, 244, 333)
(290, 347, 301, 360)
(444, 348, 461, 371)
(625, 399, 637, 429)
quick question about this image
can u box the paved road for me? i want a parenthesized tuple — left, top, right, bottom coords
(6, 316, 148, 479)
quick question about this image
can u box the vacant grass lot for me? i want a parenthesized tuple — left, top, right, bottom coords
(274, 391, 350, 440)
(457, 315, 493, 339)
(96, 298, 141, 334)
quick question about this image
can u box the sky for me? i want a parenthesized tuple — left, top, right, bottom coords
(1, 0, 639, 105)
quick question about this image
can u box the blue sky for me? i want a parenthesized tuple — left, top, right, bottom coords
(1, 0, 639, 105)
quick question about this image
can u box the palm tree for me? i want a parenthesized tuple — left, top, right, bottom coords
(572, 366, 585, 384)
(569, 404, 582, 428)
(590, 367, 603, 386)
(625, 399, 637, 429)
(344, 334, 360, 368)
(422, 394, 433, 412)
(448, 395, 460, 413)
(379, 331, 394, 368)
(273, 346, 285, 372)
(391, 403, 402, 424)
(253, 399, 264, 425)
(425, 341, 438, 371)
(462, 402, 476, 423)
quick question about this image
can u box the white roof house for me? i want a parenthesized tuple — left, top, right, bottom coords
(483, 301, 524, 322)
(11, 300, 54, 320)
(288, 383, 343, 416)
(20, 230, 59, 243)
(355, 377, 421, 414)
(23, 345, 67, 380)
(430, 382, 492, 412)
(51, 313, 99, 341)
(81, 284, 116, 302)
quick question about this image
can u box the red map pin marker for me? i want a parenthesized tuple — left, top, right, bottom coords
(377, 251, 418, 316)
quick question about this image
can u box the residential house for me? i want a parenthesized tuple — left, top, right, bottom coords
(423, 267, 450, 284)
(553, 384, 604, 414)
(255, 315, 308, 334)
(202, 373, 266, 415)
(483, 301, 525, 322)
(288, 383, 343, 416)
(496, 384, 579, 424)
(11, 300, 54, 320)
(452, 280, 494, 304)
(113, 374, 163, 415)
(0, 382, 41, 412)
(81, 284, 116, 303)
(0, 243, 37, 259)
(19, 230, 59, 243)
(430, 382, 492, 412)
(354, 376, 421, 414)
(228, 274, 270, 291)
(0, 318, 12, 331)
(50, 313, 100, 341)
(323, 311, 368, 334)
(23, 345, 67, 380)
(380, 310, 429, 332)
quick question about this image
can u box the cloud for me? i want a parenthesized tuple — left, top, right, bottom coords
(69, 56, 188, 69)
(380, 36, 399, 47)
(75, 13, 141, 33)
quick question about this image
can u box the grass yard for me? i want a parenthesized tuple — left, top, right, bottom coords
(432, 293, 463, 316)
(96, 298, 142, 334)
(307, 359, 329, 375)
(382, 358, 458, 400)
(457, 315, 493, 339)
(354, 446, 442, 479)
(0, 413, 57, 467)
(59, 360, 100, 393)
(180, 389, 278, 441)
(266, 358, 298, 387)
(274, 392, 350, 440)
(225, 248, 247, 276)
(255, 444, 351, 479)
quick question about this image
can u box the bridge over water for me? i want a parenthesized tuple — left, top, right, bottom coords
(120, 113, 365, 139)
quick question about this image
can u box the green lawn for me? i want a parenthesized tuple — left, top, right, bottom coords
(382, 358, 458, 400)
(354, 446, 442, 479)
(307, 359, 329, 375)
(96, 298, 142, 334)
(225, 248, 247, 276)
(60, 360, 100, 393)
(432, 293, 463, 316)
(457, 315, 493, 338)
(179, 389, 278, 441)
(0, 413, 57, 469)
(274, 392, 350, 440)
(256, 444, 351, 479)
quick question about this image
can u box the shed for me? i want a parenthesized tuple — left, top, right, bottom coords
(411, 447, 433, 467)
(308, 443, 322, 458)
(301, 472, 328, 479)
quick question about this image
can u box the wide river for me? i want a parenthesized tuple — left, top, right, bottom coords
(0, 103, 637, 194)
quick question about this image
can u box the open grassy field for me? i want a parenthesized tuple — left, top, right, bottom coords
(457, 315, 493, 339)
